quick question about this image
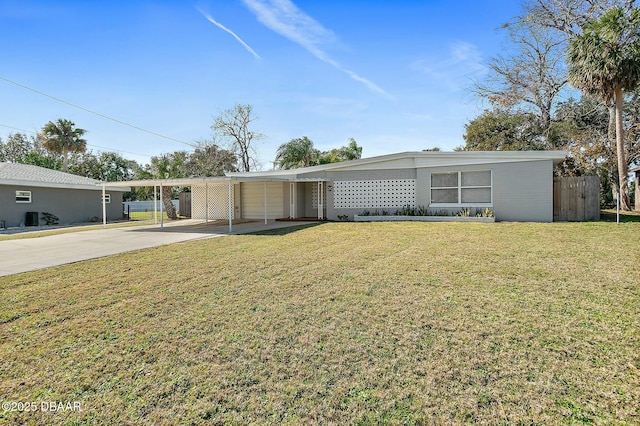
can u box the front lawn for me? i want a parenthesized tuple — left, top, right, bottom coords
(0, 222, 638, 424)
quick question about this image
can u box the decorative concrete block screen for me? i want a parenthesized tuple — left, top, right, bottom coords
(191, 184, 234, 219)
(333, 180, 416, 209)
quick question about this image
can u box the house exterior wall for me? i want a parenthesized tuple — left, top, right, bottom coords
(307, 160, 553, 222)
(416, 160, 553, 222)
(491, 160, 553, 222)
(0, 185, 124, 227)
(309, 169, 417, 221)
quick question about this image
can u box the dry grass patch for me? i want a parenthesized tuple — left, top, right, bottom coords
(0, 222, 639, 424)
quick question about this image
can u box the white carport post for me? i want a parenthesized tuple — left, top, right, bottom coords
(263, 181, 268, 224)
(159, 182, 164, 230)
(205, 182, 209, 224)
(228, 180, 233, 233)
(153, 186, 157, 224)
(102, 183, 107, 227)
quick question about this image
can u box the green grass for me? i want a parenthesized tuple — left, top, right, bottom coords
(0, 220, 153, 241)
(127, 211, 173, 221)
(1, 222, 639, 424)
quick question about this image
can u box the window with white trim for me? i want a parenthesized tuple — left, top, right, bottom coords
(430, 170, 492, 206)
(101, 194, 111, 204)
(16, 190, 32, 203)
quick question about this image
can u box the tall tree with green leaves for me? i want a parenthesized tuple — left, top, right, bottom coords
(40, 119, 87, 172)
(318, 138, 363, 164)
(274, 136, 319, 169)
(187, 142, 237, 177)
(463, 109, 548, 151)
(567, 6, 640, 210)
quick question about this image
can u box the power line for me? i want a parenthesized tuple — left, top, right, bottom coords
(0, 123, 152, 158)
(0, 75, 198, 148)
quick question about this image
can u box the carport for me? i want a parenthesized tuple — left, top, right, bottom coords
(100, 176, 328, 232)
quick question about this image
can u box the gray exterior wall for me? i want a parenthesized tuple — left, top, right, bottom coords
(304, 160, 553, 222)
(302, 169, 417, 221)
(416, 160, 553, 222)
(0, 185, 124, 228)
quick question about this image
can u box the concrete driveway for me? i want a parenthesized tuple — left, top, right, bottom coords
(0, 220, 318, 277)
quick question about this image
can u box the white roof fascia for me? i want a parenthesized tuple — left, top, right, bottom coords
(227, 151, 568, 177)
(2, 179, 129, 192)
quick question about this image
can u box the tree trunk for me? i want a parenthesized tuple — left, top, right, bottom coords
(62, 147, 69, 172)
(614, 86, 631, 211)
(162, 186, 178, 220)
(608, 105, 619, 204)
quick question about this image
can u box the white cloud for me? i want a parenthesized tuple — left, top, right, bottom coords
(242, 0, 390, 98)
(198, 9, 261, 60)
(413, 42, 486, 90)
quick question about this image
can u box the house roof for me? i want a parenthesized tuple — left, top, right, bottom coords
(227, 150, 569, 179)
(0, 162, 129, 191)
(100, 150, 568, 188)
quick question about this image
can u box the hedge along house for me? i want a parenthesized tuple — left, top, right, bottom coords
(0, 162, 128, 228)
(104, 150, 567, 229)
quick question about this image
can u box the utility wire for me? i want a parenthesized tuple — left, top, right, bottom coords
(0, 75, 198, 148)
(0, 123, 152, 158)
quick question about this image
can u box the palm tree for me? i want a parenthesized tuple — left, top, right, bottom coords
(148, 152, 189, 220)
(567, 7, 640, 210)
(274, 136, 319, 169)
(40, 119, 87, 172)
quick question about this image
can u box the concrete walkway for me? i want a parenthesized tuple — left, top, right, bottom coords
(0, 220, 318, 277)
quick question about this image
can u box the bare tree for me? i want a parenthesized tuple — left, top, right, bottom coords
(524, 0, 636, 37)
(473, 20, 568, 147)
(211, 104, 264, 172)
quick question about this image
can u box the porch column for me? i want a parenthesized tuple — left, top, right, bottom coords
(289, 182, 297, 219)
(317, 181, 324, 220)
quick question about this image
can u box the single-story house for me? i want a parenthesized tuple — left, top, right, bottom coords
(0, 162, 129, 228)
(105, 151, 567, 227)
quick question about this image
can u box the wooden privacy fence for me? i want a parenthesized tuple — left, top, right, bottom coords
(553, 176, 600, 221)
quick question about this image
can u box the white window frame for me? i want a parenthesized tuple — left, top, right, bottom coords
(16, 190, 32, 203)
(101, 193, 111, 204)
(430, 170, 492, 207)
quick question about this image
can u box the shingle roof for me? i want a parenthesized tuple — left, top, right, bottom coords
(0, 162, 128, 191)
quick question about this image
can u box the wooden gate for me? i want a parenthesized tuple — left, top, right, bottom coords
(179, 192, 192, 218)
(553, 176, 600, 221)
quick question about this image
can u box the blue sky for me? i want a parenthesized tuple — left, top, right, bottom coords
(0, 0, 524, 168)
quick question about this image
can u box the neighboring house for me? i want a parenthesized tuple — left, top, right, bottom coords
(0, 163, 129, 228)
(106, 150, 567, 224)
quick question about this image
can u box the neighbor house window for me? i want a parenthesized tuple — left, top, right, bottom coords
(16, 190, 32, 203)
(101, 194, 111, 204)
(430, 170, 492, 206)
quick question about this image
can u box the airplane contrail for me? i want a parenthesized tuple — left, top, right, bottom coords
(199, 10, 260, 60)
